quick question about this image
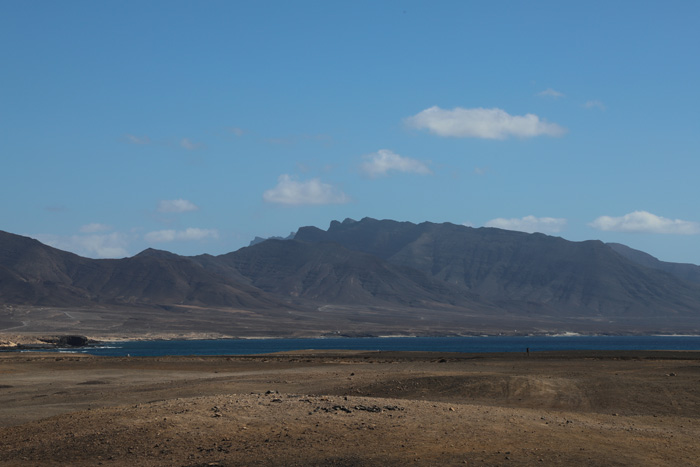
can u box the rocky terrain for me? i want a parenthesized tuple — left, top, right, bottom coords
(1, 350, 699, 466)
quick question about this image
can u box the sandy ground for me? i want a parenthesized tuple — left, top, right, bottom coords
(1, 350, 700, 466)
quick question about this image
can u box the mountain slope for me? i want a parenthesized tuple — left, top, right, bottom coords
(0, 231, 288, 309)
(3, 221, 700, 334)
(295, 218, 700, 317)
(607, 243, 700, 284)
(215, 239, 485, 309)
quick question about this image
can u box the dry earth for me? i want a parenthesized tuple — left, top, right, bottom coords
(1, 350, 700, 466)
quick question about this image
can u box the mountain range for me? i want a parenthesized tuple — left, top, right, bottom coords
(2, 217, 700, 336)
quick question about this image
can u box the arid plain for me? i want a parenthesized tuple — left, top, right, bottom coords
(2, 349, 700, 466)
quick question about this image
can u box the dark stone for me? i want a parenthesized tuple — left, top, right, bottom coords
(57, 335, 89, 347)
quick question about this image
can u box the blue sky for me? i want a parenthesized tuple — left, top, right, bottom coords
(2, 1, 699, 264)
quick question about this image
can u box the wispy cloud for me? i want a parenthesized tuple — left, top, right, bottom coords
(34, 232, 129, 258)
(485, 215, 567, 234)
(584, 100, 606, 111)
(157, 199, 199, 213)
(144, 228, 219, 243)
(267, 134, 333, 146)
(228, 127, 246, 136)
(180, 138, 205, 150)
(360, 149, 432, 178)
(124, 134, 151, 145)
(589, 211, 700, 234)
(405, 106, 566, 139)
(79, 223, 112, 233)
(537, 88, 565, 98)
(263, 174, 350, 205)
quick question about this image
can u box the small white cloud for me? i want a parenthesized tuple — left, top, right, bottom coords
(34, 232, 129, 259)
(144, 228, 219, 243)
(228, 127, 245, 136)
(360, 149, 432, 178)
(79, 223, 112, 233)
(180, 138, 204, 150)
(474, 167, 488, 176)
(485, 215, 567, 234)
(157, 199, 199, 213)
(263, 174, 350, 205)
(405, 106, 566, 139)
(584, 100, 606, 111)
(589, 211, 700, 235)
(537, 88, 565, 98)
(125, 134, 151, 145)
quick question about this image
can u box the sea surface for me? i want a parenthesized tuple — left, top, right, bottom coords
(27, 335, 700, 357)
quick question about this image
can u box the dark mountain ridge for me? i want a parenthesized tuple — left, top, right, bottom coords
(295, 218, 700, 318)
(0, 230, 287, 310)
(2, 219, 700, 334)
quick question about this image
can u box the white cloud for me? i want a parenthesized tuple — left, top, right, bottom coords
(34, 232, 129, 259)
(125, 134, 151, 145)
(485, 215, 567, 234)
(537, 88, 565, 98)
(263, 174, 350, 205)
(79, 223, 112, 233)
(228, 127, 245, 136)
(157, 199, 199, 213)
(180, 138, 204, 150)
(144, 228, 219, 243)
(360, 149, 432, 178)
(584, 100, 606, 111)
(405, 106, 567, 139)
(589, 211, 700, 235)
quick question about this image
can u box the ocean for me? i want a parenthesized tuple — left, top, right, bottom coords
(33, 335, 700, 357)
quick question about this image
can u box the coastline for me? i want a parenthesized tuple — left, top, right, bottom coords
(4, 331, 700, 355)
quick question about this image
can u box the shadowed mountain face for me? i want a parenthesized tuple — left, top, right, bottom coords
(0, 232, 287, 310)
(2, 218, 700, 334)
(607, 243, 700, 285)
(216, 239, 484, 309)
(294, 218, 700, 317)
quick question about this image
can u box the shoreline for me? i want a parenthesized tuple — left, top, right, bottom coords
(3, 331, 700, 354)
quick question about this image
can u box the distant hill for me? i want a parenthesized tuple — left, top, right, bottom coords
(248, 232, 295, 247)
(0, 231, 288, 310)
(3, 219, 700, 335)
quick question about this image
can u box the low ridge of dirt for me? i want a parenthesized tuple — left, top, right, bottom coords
(1, 351, 699, 466)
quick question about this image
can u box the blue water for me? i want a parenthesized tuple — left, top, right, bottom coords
(35, 335, 700, 357)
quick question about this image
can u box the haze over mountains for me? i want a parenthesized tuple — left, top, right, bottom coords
(2, 218, 700, 336)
